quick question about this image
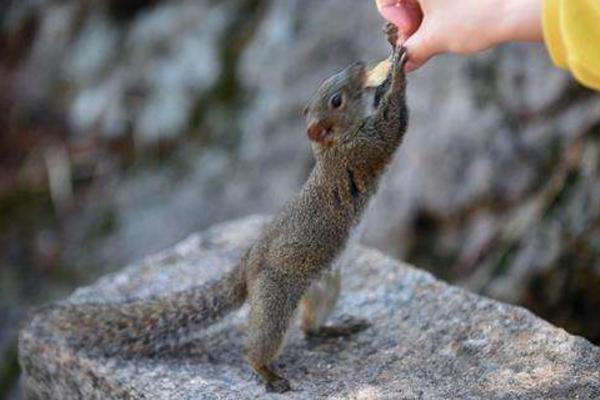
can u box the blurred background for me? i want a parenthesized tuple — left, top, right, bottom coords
(1, 0, 599, 398)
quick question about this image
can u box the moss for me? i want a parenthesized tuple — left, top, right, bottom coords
(543, 169, 580, 220)
(188, 0, 268, 150)
(491, 242, 519, 278)
(404, 210, 461, 281)
(107, 0, 161, 22)
(465, 54, 500, 110)
(0, 187, 53, 229)
(0, 341, 19, 398)
(526, 242, 600, 344)
(84, 209, 118, 243)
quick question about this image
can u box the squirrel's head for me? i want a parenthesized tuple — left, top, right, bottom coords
(303, 62, 370, 149)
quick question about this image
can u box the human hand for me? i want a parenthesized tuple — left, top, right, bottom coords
(375, 0, 544, 71)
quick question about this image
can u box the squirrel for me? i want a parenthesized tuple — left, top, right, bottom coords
(26, 24, 408, 393)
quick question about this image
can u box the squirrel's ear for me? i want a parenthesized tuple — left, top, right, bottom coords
(302, 105, 309, 117)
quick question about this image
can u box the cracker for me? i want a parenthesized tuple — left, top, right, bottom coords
(365, 59, 391, 88)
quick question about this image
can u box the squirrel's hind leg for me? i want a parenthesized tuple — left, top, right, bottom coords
(245, 273, 304, 393)
(301, 267, 370, 339)
(300, 267, 341, 333)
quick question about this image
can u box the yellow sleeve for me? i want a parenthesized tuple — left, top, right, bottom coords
(543, 0, 600, 91)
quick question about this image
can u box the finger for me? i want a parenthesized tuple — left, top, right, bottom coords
(403, 23, 440, 71)
(376, 0, 423, 42)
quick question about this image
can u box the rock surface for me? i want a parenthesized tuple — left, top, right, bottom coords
(19, 216, 600, 399)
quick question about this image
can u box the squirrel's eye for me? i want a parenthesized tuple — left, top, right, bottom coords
(329, 93, 343, 109)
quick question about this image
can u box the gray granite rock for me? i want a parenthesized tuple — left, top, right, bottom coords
(6, 0, 600, 354)
(19, 215, 600, 399)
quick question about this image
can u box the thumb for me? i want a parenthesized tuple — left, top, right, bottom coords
(403, 23, 440, 71)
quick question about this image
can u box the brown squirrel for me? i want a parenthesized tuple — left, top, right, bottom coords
(26, 25, 408, 393)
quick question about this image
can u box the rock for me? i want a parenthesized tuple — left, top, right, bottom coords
(19, 216, 600, 399)
(5, 0, 600, 347)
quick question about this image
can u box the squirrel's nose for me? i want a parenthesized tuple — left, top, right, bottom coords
(307, 121, 333, 144)
(307, 121, 323, 142)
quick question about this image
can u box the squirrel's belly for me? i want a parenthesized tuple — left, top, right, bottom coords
(266, 216, 351, 276)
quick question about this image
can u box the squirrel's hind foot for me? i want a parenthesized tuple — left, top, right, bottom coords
(266, 377, 292, 393)
(304, 315, 371, 339)
(255, 364, 292, 393)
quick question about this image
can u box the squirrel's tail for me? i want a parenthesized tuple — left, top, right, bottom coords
(33, 263, 247, 357)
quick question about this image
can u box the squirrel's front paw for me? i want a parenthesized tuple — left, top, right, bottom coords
(389, 46, 408, 91)
(383, 22, 399, 48)
(392, 46, 408, 71)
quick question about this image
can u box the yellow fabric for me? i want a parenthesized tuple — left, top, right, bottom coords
(543, 0, 600, 91)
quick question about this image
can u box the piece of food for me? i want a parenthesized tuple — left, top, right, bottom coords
(365, 59, 391, 88)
